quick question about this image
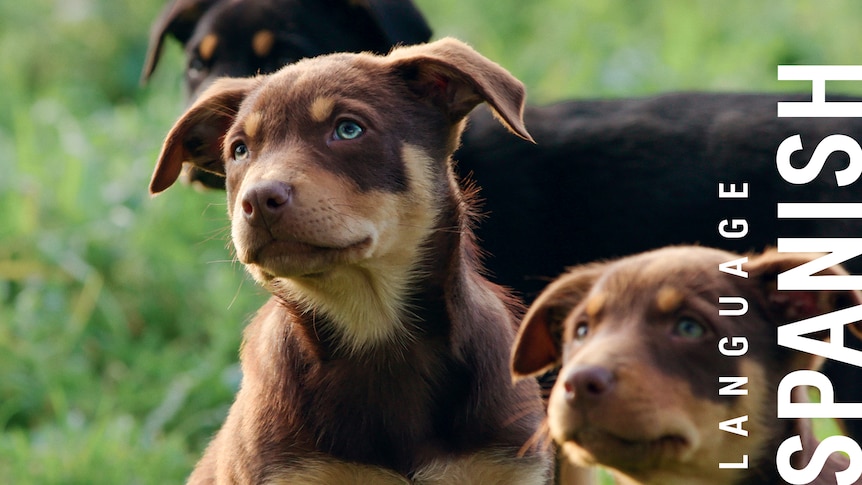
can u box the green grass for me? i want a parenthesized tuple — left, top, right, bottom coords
(2, 1, 862, 483)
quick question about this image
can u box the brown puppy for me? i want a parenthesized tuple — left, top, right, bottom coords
(150, 38, 551, 484)
(512, 246, 862, 485)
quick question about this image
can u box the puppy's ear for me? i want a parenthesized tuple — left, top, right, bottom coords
(150, 77, 259, 194)
(512, 263, 606, 379)
(747, 250, 862, 342)
(141, 0, 218, 84)
(388, 38, 533, 142)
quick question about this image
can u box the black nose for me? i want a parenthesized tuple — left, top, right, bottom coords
(240, 180, 293, 226)
(562, 365, 615, 405)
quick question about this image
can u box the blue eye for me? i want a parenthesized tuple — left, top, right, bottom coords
(234, 143, 249, 161)
(334, 120, 364, 140)
(673, 317, 707, 340)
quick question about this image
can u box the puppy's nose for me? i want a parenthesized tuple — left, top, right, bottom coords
(241, 181, 293, 226)
(562, 365, 615, 405)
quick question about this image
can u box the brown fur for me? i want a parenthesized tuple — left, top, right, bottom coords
(512, 246, 862, 485)
(151, 38, 550, 484)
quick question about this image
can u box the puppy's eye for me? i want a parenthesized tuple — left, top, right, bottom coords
(189, 57, 205, 71)
(334, 120, 364, 140)
(233, 143, 250, 161)
(672, 317, 707, 340)
(573, 321, 589, 341)
(188, 56, 209, 79)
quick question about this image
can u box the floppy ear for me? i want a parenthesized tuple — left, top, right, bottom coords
(746, 250, 862, 369)
(511, 263, 607, 379)
(150, 76, 259, 194)
(747, 250, 862, 334)
(141, 0, 218, 84)
(360, 0, 432, 47)
(387, 38, 533, 141)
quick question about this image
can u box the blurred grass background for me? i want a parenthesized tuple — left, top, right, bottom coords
(2, 0, 862, 483)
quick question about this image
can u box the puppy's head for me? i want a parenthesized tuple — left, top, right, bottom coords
(141, 0, 432, 99)
(511, 246, 862, 484)
(150, 38, 530, 351)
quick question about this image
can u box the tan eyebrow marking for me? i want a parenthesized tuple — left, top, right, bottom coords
(656, 286, 684, 314)
(252, 30, 275, 58)
(585, 292, 606, 317)
(309, 97, 336, 123)
(199, 34, 219, 61)
(243, 111, 263, 140)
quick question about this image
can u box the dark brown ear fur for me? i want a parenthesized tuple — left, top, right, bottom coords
(511, 263, 607, 378)
(150, 77, 259, 194)
(388, 38, 533, 142)
(746, 249, 862, 372)
(746, 250, 862, 339)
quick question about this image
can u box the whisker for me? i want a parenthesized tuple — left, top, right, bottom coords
(199, 225, 232, 245)
(228, 276, 247, 310)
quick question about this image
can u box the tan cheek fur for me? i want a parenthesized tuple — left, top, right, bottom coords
(621, 360, 770, 485)
(230, 159, 378, 268)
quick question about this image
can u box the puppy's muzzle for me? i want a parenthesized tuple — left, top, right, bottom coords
(562, 365, 616, 407)
(241, 180, 294, 229)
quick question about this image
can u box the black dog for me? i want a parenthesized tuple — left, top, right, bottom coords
(143, 0, 862, 440)
(142, 0, 431, 99)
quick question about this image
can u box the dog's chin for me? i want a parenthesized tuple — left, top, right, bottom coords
(556, 423, 695, 475)
(238, 237, 375, 281)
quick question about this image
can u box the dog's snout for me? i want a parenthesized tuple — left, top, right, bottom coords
(563, 365, 615, 404)
(241, 181, 294, 226)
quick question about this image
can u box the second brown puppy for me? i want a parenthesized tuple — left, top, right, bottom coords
(512, 246, 862, 485)
(150, 38, 551, 484)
